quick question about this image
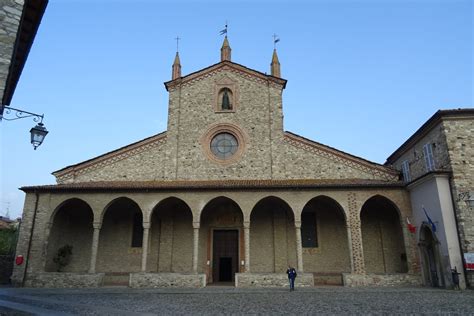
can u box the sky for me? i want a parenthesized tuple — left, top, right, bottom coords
(0, 0, 472, 219)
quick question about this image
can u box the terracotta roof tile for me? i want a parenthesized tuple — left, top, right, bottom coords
(21, 179, 404, 192)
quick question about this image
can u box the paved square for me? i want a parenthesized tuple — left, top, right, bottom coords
(0, 286, 473, 315)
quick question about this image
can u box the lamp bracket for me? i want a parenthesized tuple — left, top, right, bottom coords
(0, 105, 44, 123)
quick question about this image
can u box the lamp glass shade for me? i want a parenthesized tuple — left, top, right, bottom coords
(30, 123, 48, 150)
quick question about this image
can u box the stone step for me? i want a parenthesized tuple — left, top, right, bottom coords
(313, 273, 343, 286)
(102, 273, 130, 286)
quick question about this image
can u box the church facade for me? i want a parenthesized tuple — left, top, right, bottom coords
(11, 37, 472, 289)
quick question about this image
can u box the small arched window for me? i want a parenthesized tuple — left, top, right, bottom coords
(218, 88, 233, 111)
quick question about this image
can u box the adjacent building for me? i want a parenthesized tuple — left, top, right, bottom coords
(386, 109, 474, 288)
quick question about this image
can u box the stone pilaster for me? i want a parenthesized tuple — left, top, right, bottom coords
(347, 192, 365, 274)
(243, 221, 250, 272)
(141, 222, 150, 272)
(89, 222, 102, 274)
(192, 222, 200, 273)
(295, 221, 304, 272)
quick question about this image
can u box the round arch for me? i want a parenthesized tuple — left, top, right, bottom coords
(301, 195, 351, 276)
(250, 196, 296, 273)
(96, 197, 144, 273)
(200, 196, 244, 284)
(360, 195, 408, 274)
(100, 196, 142, 223)
(419, 223, 444, 287)
(45, 198, 94, 272)
(149, 197, 194, 273)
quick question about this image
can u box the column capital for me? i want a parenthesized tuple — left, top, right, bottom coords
(193, 222, 200, 229)
(93, 222, 102, 230)
(243, 221, 250, 229)
(143, 222, 151, 229)
(294, 221, 301, 229)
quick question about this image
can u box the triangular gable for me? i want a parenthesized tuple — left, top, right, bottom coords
(284, 131, 399, 181)
(164, 60, 287, 91)
(53, 132, 167, 182)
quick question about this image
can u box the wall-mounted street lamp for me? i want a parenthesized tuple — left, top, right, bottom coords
(458, 191, 474, 208)
(0, 105, 48, 150)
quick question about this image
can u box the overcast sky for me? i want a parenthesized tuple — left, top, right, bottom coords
(1, 0, 472, 218)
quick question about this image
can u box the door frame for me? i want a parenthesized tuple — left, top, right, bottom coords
(208, 227, 241, 284)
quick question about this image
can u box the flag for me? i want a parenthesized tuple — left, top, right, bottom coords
(219, 28, 227, 35)
(422, 206, 436, 232)
(274, 38, 280, 44)
(406, 217, 416, 233)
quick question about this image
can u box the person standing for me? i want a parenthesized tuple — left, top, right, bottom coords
(286, 266, 297, 291)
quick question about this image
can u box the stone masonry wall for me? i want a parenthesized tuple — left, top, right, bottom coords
(391, 122, 451, 181)
(390, 116, 474, 285)
(166, 68, 276, 180)
(0, 0, 24, 102)
(56, 66, 395, 183)
(443, 118, 474, 285)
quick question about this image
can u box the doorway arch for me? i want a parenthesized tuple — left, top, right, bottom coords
(419, 224, 443, 287)
(200, 196, 243, 283)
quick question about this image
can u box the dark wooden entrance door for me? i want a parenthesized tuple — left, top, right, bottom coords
(212, 230, 238, 282)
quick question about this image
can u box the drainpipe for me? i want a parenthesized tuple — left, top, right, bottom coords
(22, 190, 39, 287)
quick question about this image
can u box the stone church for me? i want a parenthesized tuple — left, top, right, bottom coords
(11, 36, 473, 289)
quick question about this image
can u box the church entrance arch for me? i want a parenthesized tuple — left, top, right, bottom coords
(301, 196, 351, 278)
(96, 197, 143, 273)
(250, 196, 296, 273)
(419, 224, 443, 287)
(360, 195, 408, 273)
(200, 197, 243, 284)
(45, 198, 93, 272)
(150, 197, 193, 273)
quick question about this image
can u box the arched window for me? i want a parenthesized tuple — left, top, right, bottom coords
(218, 88, 233, 110)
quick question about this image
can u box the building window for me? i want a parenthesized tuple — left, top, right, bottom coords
(131, 212, 143, 247)
(401, 160, 411, 182)
(218, 87, 233, 110)
(301, 212, 318, 248)
(423, 143, 435, 172)
(210, 132, 239, 160)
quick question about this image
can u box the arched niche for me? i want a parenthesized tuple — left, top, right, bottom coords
(149, 197, 193, 273)
(360, 195, 408, 273)
(301, 196, 350, 274)
(96, 197, 143, 273)
(250, 196, 296, 273)
(45, 198, 93, 272)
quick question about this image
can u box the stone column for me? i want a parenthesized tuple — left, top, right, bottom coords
(346, 224, 355, 273)
(192, 222, 200, 273)
(295, 221, 304, 272)
(244, 221, 250, 272)
(347, 192, 365, 274)
(89, 222, 101, 274)
(141, 222, 151, 272)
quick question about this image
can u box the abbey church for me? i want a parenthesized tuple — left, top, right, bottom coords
(11, 36, 474, 289)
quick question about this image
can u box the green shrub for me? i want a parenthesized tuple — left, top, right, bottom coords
(0, 227, 18, 256)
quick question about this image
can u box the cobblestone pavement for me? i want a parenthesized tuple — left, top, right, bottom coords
(0, 286, 473, 315)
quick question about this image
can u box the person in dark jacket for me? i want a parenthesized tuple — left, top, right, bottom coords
(286, 266, 297, 291)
